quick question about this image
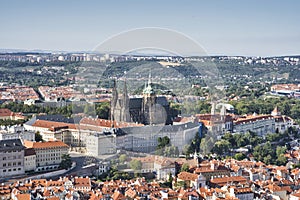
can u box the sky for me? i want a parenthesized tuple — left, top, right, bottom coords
(1, 0, 300, 56)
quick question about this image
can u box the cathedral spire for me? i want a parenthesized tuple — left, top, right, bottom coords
(148, 71, 152, 85)
(111, 79, 118, 126)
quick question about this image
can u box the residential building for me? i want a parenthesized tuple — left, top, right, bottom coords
(0, 139, 25, 177)
(209, 176, 248, 188)
(23, 140, 69, 171)
(154, 157, 176, 180)
(271, 106, 297, 133)
(0, 125, 35, 141)
(73, 177, 91, 192)
(0, 108, 25, 120)
(196, 114, 233, 135)
(24, 148, 36, 172)
(177, 171, 206, 189)
(233, 114, 275, 136)
(86, 133, 117, 156)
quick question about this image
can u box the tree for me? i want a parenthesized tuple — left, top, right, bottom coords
(234, 153, 246, 161)
(96, 102, 110, 119)
(157, 136, 170, 149)
(35, 131, 43, 142)
(212, 139, 231, 155)
(180, 163, 189, 172)
(119, 154, 127, 163)
(129, 159, 142, 171)
(59, 154, 72, 170)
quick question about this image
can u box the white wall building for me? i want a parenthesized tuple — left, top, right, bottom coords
(24, 148, 36, 172)
(0, 125, 35, 141)
(24, 140, 69, 172)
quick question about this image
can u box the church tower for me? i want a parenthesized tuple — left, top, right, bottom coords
(110, 79, 118, 125)
(142, 74, 156, 125)
(121, 79, 131, 122)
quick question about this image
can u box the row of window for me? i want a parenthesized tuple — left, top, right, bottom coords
(37, 153, 62, 158)
(37, 157, 61, 162)
(2, 155, 22, 160)
(2, 162, 22, 167)
(2, 150, 21, 153)
(2, 168, 22, 173)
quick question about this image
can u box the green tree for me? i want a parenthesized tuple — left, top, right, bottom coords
(59, 154, 72, 170)
(180, 163, 190, 172)
(96, 102, 110, 119)
(234, 153, 246, 161)
(129, 159, 142, 171)
(119, 154, 127, 163)
(35, 131, 43, 142)
(212, 139, 231, 155)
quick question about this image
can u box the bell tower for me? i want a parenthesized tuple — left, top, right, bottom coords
(142, 73, 156, 125)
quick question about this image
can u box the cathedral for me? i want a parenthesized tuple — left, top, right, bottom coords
(110, 78, 173, 125)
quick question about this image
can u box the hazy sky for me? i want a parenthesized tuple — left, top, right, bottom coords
(1, 0, 300, 56)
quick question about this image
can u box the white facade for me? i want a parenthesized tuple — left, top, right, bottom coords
(86, 133, 116, 156)
(0, 126, 35, 141)
(233, 115, 275, 136)
(0, 139, 25, 178)
(24, 154, 36, 172)
(24, 141, 69, 171)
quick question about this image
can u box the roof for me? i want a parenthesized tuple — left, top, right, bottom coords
(0, 108, 13, 117)
(16, 194, 30, 200)
(36, 114, 76, 124)
(177, 171, 199, 181)
(24, 148, 36, 156)
(210, 176, 247, 186)
(80, 117, 144, 128)
(32, 119, 76, 130)
(24, 140, 69, 149)
(74, 177, 91, 188)
(0, 139, 24, 151)
(234, 114, 274, 125)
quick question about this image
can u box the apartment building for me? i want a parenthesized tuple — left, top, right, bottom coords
(0, 139, 25, 177)
(24, 140, 69, 171)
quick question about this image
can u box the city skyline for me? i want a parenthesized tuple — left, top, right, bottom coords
(1, 0, 300, 56)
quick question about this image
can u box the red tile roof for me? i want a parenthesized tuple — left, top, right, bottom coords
(0, 108, 13, 117)
(177, 171, 199, 181)
(210, 176, 247, 186)
(32, 120, 76, 130)
(24, 140, 69, 149)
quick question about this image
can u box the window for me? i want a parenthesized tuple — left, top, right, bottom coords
(3, 163, 6, 167)
(3, 170, 6, 172)
(3, 157, 6, 160)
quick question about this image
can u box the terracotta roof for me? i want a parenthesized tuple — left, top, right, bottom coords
(210, 176, 247, 186)
(234, 114, 274, 125)
(177, 171, 199, 181)
(32, 119, 76, 130)
(80, 117, 144, 128)
(234, 187, 253, 194)
(0, 108, 13, 117)
(74, 177, 91, 188)
(291, 193, 300, 198)
(46, 197, 60, 200)
(16, 193, 30, 200)
(24, 140, 69, 149)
